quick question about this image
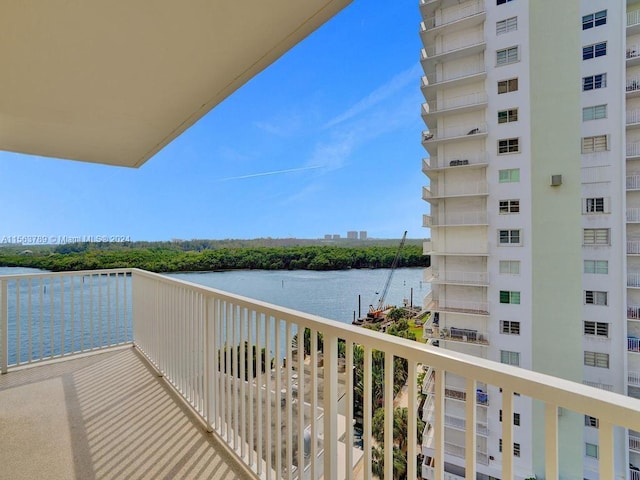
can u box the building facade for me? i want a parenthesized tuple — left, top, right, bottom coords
(420, 1, 638, 478)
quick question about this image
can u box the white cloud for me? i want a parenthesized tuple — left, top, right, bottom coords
(323, 64, 422, 129)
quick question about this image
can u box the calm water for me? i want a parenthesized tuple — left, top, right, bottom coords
(168, 268, 429, 324)
(0, 267, 429, 363)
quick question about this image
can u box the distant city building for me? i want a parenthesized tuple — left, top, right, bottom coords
(359, 231, 367, 240)
(347, 231, 358, 239)
(332, 234, 340, 240)
(324, 234, 332, 240)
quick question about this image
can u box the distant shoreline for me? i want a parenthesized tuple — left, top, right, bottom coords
(0, 244, 430, 273)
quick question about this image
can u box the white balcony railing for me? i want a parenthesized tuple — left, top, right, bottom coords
(629, 371, 640, 387)
(422, 0, 485, 30)
(423, 152, 489, 171)
(629, 76, 640, 93)
(629, 304, 640, 319)
(629, 10, 640, 28)
(629, 174, 640, 190)
(427, 297, 490, 315)
(629, 337, 640, 353)
(427, 92, 488, 114)
(425, 180, 488, 198)
(3, 269, 640, 480)
(422, 32, 485, 59)
(629, 208, 640, 222)
(629, 143, 640, 158)
(632, 468, 640, 480)
(429, 270, 488, 285)
(631, 434, 640, 452)
(424, 211, 488, 227)
(428, 239, 489, 256)
(423, 123, 488, 143)
(422, 63, 486, 87)
(628, 241, 640, 254)
(630, 272, 640, 287)
(629, 110, 640, 125)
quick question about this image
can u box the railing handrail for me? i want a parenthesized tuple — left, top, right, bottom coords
(5, 268, 640, 479)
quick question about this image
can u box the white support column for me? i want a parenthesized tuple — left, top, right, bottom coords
(465, 378, 477, 479)
(545, 402, 558, 479)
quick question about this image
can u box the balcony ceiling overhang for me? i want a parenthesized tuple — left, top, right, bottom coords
(0, 0, 352, 168)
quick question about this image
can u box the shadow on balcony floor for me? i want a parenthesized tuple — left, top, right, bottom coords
(0, 347, 253, 480)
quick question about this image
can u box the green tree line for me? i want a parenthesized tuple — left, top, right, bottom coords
(0, 245, 429, 272)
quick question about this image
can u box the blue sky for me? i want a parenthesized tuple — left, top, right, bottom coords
(0, 1, 427, 242)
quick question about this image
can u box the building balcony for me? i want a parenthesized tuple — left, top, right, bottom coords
(421, 64, 486, 94)
(427, 269, 489, 286)
(629, 143, 640, 159)
(629, 371, 640, 387)
(422, 123, 488, 146)
(630, 9, 640, 34)
(629, 304, 640, 319)
(428, 241, 489, 257)
(422, 152, 488, 175)
(423, 240, 432, 254)
(630, 272, 640, 288)
(425, 295, 489, 316)
(629, 110, 640, 128)
(629, 208, 640, 223)
(420, 0, 485, 39)
(630, 337, 640, 353)
(628, 76, 640, 98)
(423, 211, 488, 228)
(420, 33, 485, 66)
(422, 92, 488, 120)
(629, 45, 640, 67)
(2, 269, 640, 480)
(422, 180, 488, 199)
(423, 324, 489, 346)
(632, 434, 640, 453)
(628, 241, 640, 255)
(629, 174, 640, 190)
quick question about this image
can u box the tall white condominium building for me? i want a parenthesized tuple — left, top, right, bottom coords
(420, 1, 640, 479)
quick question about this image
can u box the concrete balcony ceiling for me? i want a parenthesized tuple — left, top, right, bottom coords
(0, 0, 351, 168)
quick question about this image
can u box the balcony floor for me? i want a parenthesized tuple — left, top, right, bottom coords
(0, 347, 253, 480)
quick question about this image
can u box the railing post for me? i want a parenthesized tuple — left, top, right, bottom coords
(323, 332, 338, 480)
(0, 278, 7, 374)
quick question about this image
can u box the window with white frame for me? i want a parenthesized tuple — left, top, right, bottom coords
(582, 10, 606, 30)
(583, 42, 606, 60)
(498, 138, 519, 154)
(582, 197, 608, 213)
(584, 351, 609, 368)
(585, 290, 607, 305)
(498, 108, 518, 124)
(585, 442, 599, 458)
(500, 290, 520, 304)
(583, 321, 609, 337)
(583, 228, 610, 245)
(500, 350, 520, 366)
(498, 78, 518, 94)
(499, 260, 520, 274)
(499, 229, 521, 245)
(581, 135, 608, 153)
(582, 73, 606, 91)
(497, 46, 519, 65)
(583, 105, 607, 121)
(499, 199, 520, 214)
(499, 168, 520, 183)
(496, 17, 517, 35)
(501, 320, 520, 335)
(584, 415, 599, 428)
(584, 260, 608, 274)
